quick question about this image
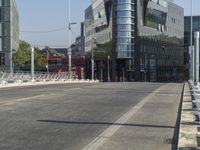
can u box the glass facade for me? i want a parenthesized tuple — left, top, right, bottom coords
(184, 16, 200, 79)
(85, 0, 112, 52)
(85, 0, 184, 82)
(0, 0, 19, 71)
(184, 16, 200, 46)
(115, 0, 135, 58)
(136, 0, 184, 82)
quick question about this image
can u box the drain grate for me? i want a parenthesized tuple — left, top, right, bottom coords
(164, 138, 177, 144)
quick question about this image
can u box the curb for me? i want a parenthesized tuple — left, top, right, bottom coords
(178, 82, 198, 149)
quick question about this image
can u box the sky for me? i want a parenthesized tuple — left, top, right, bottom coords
(15, 0, 200, 48)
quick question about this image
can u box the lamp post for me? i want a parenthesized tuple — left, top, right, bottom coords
(144, 54, 147, 82)
(31, 47, 35, 82)
(46, 47, 49, 74)
(91, 37, 96, 81)
(82, 56, 85, 79)
(108, 55, 110, 82)
(68, 0, 76, 79)
(190, 0, 194, 80)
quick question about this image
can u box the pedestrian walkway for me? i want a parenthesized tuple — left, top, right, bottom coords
(178, 83, 198, 149)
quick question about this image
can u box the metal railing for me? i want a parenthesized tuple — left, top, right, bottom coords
(188, 80, 200, 148)
(0, 71, 76, 84)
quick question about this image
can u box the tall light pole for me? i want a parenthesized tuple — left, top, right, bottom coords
(190, 0, 194, 80)
(31, 47, 35, 82)
(68, 0, 76, 79)
(46, 47, 49, 74)
(108, 55, 110, 82)
(91, 37, 96, 81)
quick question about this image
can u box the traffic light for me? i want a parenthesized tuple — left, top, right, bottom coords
(162, 45, 166, 51)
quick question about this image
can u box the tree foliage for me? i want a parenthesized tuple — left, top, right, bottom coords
(13, 40, 45, 69)
(34, 47, 46, 69)
(13, 40, 31, 67)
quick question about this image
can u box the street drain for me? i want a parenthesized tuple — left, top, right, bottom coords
(164, 138, 177, 144)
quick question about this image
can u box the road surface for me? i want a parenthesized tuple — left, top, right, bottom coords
(0, 82, 183, 150)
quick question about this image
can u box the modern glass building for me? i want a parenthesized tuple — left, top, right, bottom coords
(0, 0, 19, 72)
(85, 0, 112, 52)
(184, 16, 200, 47)
(115, 0, 135, 58)
(184, 16, 200, 80)
(85, 0, 184, 82)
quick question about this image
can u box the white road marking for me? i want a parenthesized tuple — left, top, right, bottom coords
(64, 88, 82, 92)
(0, 94, 46, 106)
(82, 84, 169, 150)
(0, 87, 84, 106)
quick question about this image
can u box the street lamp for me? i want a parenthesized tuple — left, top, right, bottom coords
(108, 55, 110, 82)
(46, 47, 49, 74)
(31, 47, 35, 82)
(190, 0, 194, 80)
(68, 0, 76, 79)
(91, 37, 96, 81)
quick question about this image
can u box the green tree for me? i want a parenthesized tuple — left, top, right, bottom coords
(13, 40, 31, 68)
(34, 47, 46, 69)
(13, 40, 46, 69)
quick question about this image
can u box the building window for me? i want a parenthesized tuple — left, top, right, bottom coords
(117, 31, 132, 37)
(117, 4, 131, 11)
(118, 0, 133, 3)
(117, 11, 132, 17)
(117, 18, 133, 24)
(0, 52, 5, 66)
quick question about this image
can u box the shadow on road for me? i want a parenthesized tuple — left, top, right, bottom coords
(37, 120, 174, 129)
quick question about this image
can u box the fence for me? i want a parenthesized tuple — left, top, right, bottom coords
(0, 71, 76, 84)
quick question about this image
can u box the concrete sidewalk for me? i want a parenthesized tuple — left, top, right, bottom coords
(178, 83, 197, 149)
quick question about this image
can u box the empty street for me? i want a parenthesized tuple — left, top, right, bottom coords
(0, 82, 183, 150)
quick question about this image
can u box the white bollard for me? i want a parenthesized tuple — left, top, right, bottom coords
(194, 32, 200, 86)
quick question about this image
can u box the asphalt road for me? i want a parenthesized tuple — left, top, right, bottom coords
(0, 82, 183, 150)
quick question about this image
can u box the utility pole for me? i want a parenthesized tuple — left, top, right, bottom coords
(122, 68, 125, 82)
(31, 47, 35, 82)
(108, 55, 110, 82)
(101, 59, 103, 82)
(190, 0, 194, 80)
(46, 47, 49, 74)
(145, 54, 147, 82)
(91, 37, 96, 81)
(68, 0, 76, 80)
(68, 0, 72, 79)
(194, 32, 199, 86)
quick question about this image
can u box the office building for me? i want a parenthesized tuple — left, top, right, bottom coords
(184, 16, 200, 47)
(85, 0, 184, 82)
(184, 16, 200, 79)
(71, 22, 85, 56)
(0, 0, 19, 72)
(85, 0, 112, 52)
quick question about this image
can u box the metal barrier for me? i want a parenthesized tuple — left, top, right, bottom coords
(188, 80, 200, 148)
(0, 71, 75, 85)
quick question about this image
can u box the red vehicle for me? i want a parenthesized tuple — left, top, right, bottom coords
(48, 56, 85, 79)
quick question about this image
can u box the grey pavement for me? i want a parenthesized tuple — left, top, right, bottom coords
(0, 82, 183, 150)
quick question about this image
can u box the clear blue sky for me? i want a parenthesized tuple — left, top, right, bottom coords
(15, 0, 200, 48)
